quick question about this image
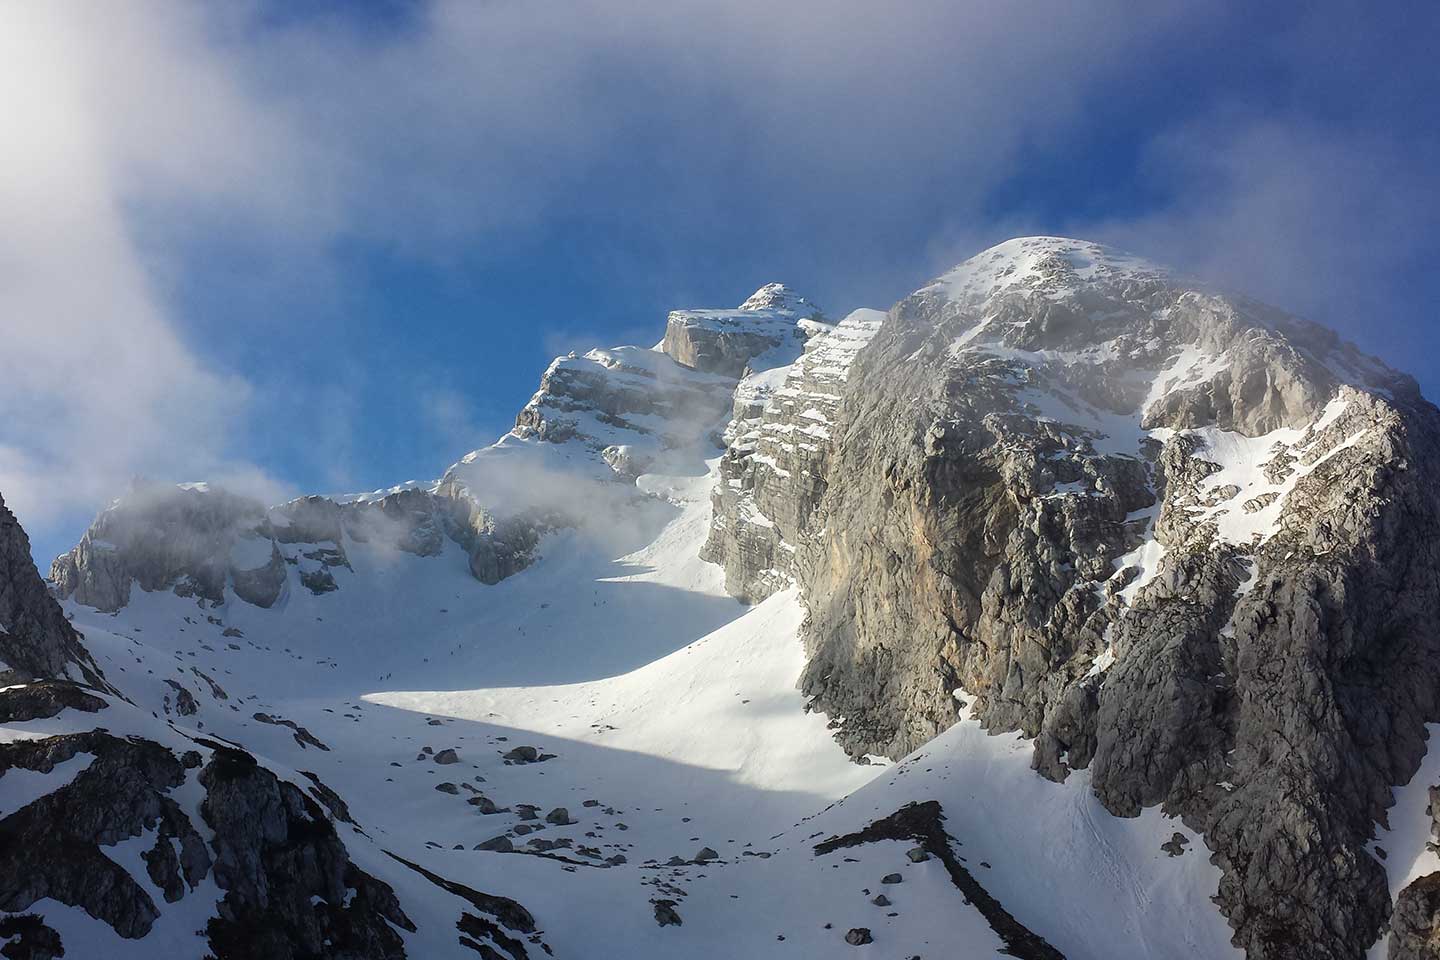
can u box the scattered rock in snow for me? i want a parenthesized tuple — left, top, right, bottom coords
(1161, 833, 1190, 857)
(653, 899, 683, 927)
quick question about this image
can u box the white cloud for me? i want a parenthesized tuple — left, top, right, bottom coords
(0, 4, 305, 542)
(1079, 115, 1439, 363)
(3, 0, 1430, 562)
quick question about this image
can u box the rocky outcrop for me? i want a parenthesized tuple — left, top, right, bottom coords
(49, 483, 289, 612)
(504, 344, 739, 475)
(662, 283, 827, 378)
(198, 742, 415, 960)
(0, 493, 110, 690)
(50, 481, 550, 611)
(814, 800, 1062, 960)
(707, 238, 1440, 959)
(702, 309, 884, 601)
(1391, 873, 1440, 960)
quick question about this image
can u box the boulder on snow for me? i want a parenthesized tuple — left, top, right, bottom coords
(653, 900, 683, 927)
(475, 835, 513, 852)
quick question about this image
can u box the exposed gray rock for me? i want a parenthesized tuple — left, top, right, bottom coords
(710, 238, 1440, 959)
(662, 283, 826, 378)
(652, 899, 683, 927)
(476, 835, 513, 853)
(0, 914, 64, 959)
(199, 744, 415, 959)
(1390, 873, 1440, 959)
(163, 679, 198, 716)
(702, 310, 882, 601)
(0, 680, 106, 723)
(50, 479, 551, 611)
(48, 483, 282, 612)
(0, 729, 212, 939)
(506, 344, 737, 460)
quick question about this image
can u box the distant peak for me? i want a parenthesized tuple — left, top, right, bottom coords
(739, 283, 822, 316)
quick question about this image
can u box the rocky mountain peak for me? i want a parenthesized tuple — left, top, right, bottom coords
(928, 236, 1170, 304)
(737, 282, 823, 316)
(662, 285, 830, 378)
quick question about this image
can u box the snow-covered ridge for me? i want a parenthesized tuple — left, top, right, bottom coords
(926, 236, 1171, 305)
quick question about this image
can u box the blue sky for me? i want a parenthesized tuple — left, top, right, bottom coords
(2, 0, 1437, 564)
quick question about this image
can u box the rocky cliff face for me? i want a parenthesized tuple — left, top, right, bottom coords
(702, 308, 883, 601)
(0, 493, 109, 689)
(49, 481, 547, 614)
(662, 283, 827, 379)
(705, 237, 1440, 958)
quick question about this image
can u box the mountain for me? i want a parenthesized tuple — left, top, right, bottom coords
(5, 253, 1440, 959)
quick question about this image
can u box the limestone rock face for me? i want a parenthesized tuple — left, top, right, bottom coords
(1391, 873, 1440, 960)
(508, 344, 740, 464)
(707, 237, 1440, 959)
(702, 309, 884, 601)
(662, 283, 827, 378)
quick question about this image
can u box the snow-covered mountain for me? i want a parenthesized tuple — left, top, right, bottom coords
(6, 250, 1440, 960)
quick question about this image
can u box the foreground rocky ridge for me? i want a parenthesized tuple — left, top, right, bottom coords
(704, 237, 1440, 958)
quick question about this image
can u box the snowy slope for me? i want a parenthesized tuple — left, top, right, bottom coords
(13, 258, 1392, 958)
(41, 441, 1240, 958)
